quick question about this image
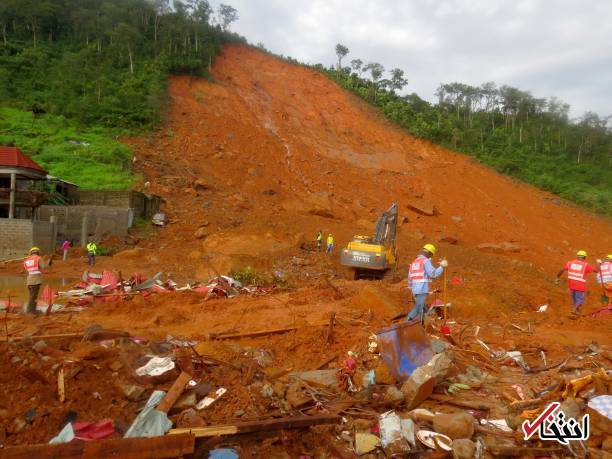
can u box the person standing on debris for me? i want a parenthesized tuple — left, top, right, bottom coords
(86, 240, 98, 266)
(556, 250, 598, 315)
(316, 230, 323, 252)
(23, 247, 43, 314)
(407, 243, 447, 324)
(61, 239, 71, 261)
(326, 233, 334, 253)
(596, 254, 612, 306)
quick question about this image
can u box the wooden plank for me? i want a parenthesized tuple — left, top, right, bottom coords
(82, 434, 195, 458)
(169, 414, 340, 438)
(156, 371, 192, 414)
(210, 326, 298, 340)
(0, 434, 195, 459)
(429, 394, 494, 411)
(57, 367, 65, 403)
(0, 333, 83, 342)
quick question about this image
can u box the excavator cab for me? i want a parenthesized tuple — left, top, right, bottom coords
(340, 203, 398, 279)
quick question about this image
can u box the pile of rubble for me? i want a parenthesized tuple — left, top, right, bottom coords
(0, 309, 610, 457)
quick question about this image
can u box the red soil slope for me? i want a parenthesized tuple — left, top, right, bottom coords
(130, 44, 610, 275)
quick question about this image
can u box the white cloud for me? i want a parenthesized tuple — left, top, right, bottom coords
(212, 0, 612, 117)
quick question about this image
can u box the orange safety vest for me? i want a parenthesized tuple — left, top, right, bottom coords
(409, 256, 426, 282)
(23, 255, 42, 275)
(600, 261, 612, 283)
(567, 259, 587, 284)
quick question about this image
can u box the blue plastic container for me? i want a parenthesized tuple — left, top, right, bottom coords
(376, 321, 433, 382)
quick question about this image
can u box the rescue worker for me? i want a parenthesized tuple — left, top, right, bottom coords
(556, 250, 598, 315)
(86, 240, 98, 266)
(596, 254, 612, 307)
(316, 230, 323, 252)
(407, 243, 447, 324)
(23, 247, 43, 314)
(326, 233, 334, 254)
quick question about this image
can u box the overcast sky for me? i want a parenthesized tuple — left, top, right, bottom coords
(210, 0, 611, 119)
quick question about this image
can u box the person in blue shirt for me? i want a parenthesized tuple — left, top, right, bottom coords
(407, 243, 447, 323)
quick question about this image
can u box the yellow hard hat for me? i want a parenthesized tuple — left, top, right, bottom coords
(423, 243, 437, 255)
(606, 254, 612, 259)
(29, 246, 40, 254)
(576, 250, 587, 257)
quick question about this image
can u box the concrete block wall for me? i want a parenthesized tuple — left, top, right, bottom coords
(39, 205, 132, 242)
(78, 190, 160, 219)
(0, 218, 33, 260)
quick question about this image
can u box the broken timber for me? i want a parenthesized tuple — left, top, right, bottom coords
(0, 433, 195, 459)
(210, 326, 298, 340)
(169, 414, 340, 438)
(156, 371, 192, 413)
(487, 445, 564, 456)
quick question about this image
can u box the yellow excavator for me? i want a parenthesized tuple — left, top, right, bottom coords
(340, 202, 398, 279)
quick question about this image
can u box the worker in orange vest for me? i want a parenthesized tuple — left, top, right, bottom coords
(596, 254, 612, 307)
(23, 247, 44, 314)
(556, 250, 598, 316)
(407, 243, 447, 324)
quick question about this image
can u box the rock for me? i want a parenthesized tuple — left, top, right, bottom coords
(109, 361, 123, 372)
(401, 352, 454, 409)
(477, 242, 521, 253)
(285, 384, 311, 409)
(233, 409, 245, 418)
(438, 235, 459, 245)
(176, 408, 205, 428)
(32, 340, 47, 353)
(262, 189, 276, 195)
(10, 356, 21, 364)
(355, 432, 381, 455)
(559, 398, 582, 420)
(193, 179, 209, 191)
(288, 370, 338, 389)
(194, 227, 207, 239)
(452, 438, 476, 459)
(122, 384, 147, 401)
(384, 386, 404, 405)
(401, 216, 409, 224)
(407, 200, 437, 216)
(451, 216, 463, 223)
(433, 412, 475, 439)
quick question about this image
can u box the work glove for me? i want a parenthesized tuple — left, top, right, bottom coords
(440, 259, 448, 268)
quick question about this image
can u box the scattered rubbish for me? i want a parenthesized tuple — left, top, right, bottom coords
(355, 432, 381, 455)
(417, 430, 452, 451)
(481, 419, 513, 432)
(135, 356, 175, 376)
(152, 212, 167, 226)
(124, 390, 172, 438)
(196, 387, 227, 410)
(448, 383, 470, 394)
(400, 418, 416, 446)
(537, 304, 548, 313)
(379, 411, 403, 448)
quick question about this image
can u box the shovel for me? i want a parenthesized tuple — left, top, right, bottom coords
(598, 264, 609, 305)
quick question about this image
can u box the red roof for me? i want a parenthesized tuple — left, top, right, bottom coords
(0, 146, 47, 174)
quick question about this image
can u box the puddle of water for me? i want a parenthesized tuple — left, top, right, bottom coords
(0, 276, 77, 302)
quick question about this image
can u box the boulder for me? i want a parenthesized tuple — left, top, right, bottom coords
(194, 227, 208, 239)
(122, 384, 147, 401)
(452, 438, 476, 459)
(407, 200, 437, 216)
(477, 242, 521, 253)
(433, 412, 475, 439)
